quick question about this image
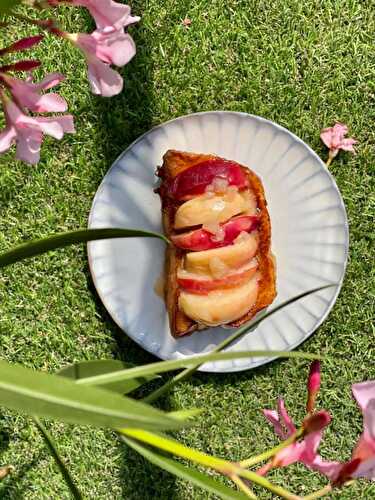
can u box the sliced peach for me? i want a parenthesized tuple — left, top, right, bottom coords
(171, 215, 259, 251)
(168, 159, 249, 200)
(174, 191, 251, 229)
(179, 276, 259, 326)
(177, 260, 258, 294)
(184, 233, 259, 277)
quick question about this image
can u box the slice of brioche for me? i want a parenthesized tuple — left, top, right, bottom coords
(157, 149, 276, 337)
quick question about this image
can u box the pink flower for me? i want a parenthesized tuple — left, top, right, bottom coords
(67, 29, 136, 97)
(0, 94, 74, 164)
(71, 0, 140, 31)
(0, 35, 43, 56)
(307, 360, 321, 414)
(1, 73, 67, 113)
(320, 123, 357, 161)
(350, 381, 375, 479)
(263, 399, 341, 479)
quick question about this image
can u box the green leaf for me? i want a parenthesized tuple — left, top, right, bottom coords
(122, 436, 248, 500)
(0, 0, 20, 14)
(33, 417, 82, 500)
(0, 228, 168, 269)
(0, 359, 184, 431)
(168, 408, 203, 421)
(76, 350, 321, 388)
(144, 284, 335, 403)
(58, 359, 159, 395)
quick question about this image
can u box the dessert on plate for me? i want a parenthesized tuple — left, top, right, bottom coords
(156, 150, 276, 337)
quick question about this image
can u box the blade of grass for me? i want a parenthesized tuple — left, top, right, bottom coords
(144, 285, 335, 403)
(75, 350, 321, 387)
(122, 436, 250, 500)
(33, 417, 82, 500)
(0, 228, 168, 269)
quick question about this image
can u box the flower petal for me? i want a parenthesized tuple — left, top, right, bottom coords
(35, 115, 75, 138)
(0, 126, 16, 153)
(15, 129, 42, 164)
(263, 409, 284, 439)
(309, 455, 343, 481)
(274, 443, 303, 467)
(35, 93, 68, 113)
(340, 138, 357, 153)
(86, 57, 123, 96)
(36, 72, 65, 91)
(352, 456, 375, 480)
(352, 381, 375, 413)
(92, 30, 136, 67)
(278, 398, 296, 435)
(73, 0, 138, 31)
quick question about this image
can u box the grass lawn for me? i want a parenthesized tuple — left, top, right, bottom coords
(0, 0, 374, 498)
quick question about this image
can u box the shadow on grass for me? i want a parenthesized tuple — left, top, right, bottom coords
(83, 5, 179, 497)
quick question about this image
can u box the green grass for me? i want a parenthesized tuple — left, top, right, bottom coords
(0, 0, 374, 498)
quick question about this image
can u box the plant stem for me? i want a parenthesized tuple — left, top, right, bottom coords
(239, 428, 304, 468)
(143, 285, 333, 404)
(236, 469, 301, 500)
(120, 429, 301, 500)
(325, 156, 333, 167)
(230, 475, 257, 499)
(302, 484, 332, 499)
(33, 417, 82, 500)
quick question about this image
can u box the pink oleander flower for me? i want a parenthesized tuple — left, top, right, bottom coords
(350, 381, 375, 480)
(0, 73, 67, 113)
(263, 399, 341, 480)
(320, 122, 357, 165)
(307, 360, 321, 414)
(0, 93, 74, 164)
(0, 35, 43, 57)
(66, 29, 136, 97)
(71, 0, 140, 31)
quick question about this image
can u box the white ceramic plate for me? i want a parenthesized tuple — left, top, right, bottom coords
(88, 111, 348, 373)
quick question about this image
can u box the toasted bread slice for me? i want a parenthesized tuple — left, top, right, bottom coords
(157, 149, 276, 337)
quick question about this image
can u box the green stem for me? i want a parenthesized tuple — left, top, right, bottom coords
(33, 417, 82, 500)
(239, 428, 304, 468)
(120, 429, 300, 500)
(143, 285, 333, 403)
(231, 475, 257, 499)
(236, 469, 301, 500)
(302, 484, 332, 499)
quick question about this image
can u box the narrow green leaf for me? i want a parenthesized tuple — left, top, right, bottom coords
(144, 284, 335, 403)
(0, 228, 168, 269)
(58, 359, 159, 395)
(76, 350, 321, 388)
(0, 360, 184, 431)
(168, 408, 203, 421)
(120, 429, 234, 472)
(33, 417, 82, 500)
(122, 436, 248, 500)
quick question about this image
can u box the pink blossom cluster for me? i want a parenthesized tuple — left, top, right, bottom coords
(0, 0, 139, 164)
(262, 361, 375, 486)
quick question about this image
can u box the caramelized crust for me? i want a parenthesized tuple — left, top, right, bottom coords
(157, 149, 276, 337)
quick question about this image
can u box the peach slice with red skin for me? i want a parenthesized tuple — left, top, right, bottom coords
(184, 233, 259, 276)
(174, 191, 252, 229)
(179, 276, 259, 326)
(177, 261, 258, 294)
(172, 215, 259, 251)
(168, 159, 249, 201)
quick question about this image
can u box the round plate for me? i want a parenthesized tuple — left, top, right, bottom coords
(88, 112, 348, 373)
